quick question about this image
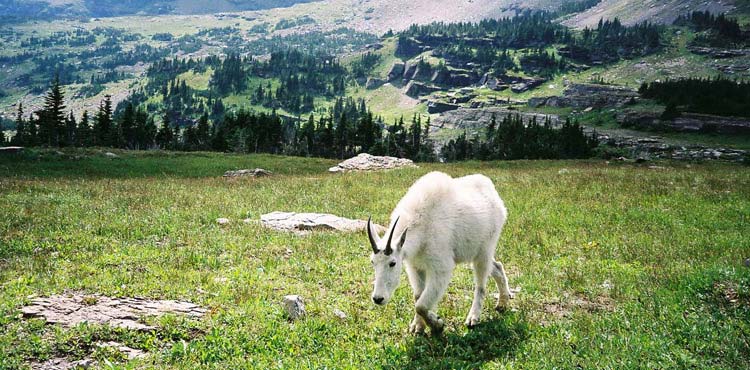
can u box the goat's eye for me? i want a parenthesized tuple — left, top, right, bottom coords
(389, 261, 396, 267)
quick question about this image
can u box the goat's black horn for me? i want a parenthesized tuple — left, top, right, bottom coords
(367, 216, 379, 254)
(384, 216, 400, 256)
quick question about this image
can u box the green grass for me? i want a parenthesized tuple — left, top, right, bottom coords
(1, 150, 749, 369)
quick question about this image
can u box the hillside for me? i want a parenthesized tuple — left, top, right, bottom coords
(0, 0, 319, 20)
(561, 0, 737, 28)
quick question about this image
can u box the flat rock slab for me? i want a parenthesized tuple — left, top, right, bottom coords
(223, 168, 272, 178)
(31, 357, 94, 370)
(260, 211, 385, 234)
(21, 292, 207, 331)
(328, 153, 417, 173)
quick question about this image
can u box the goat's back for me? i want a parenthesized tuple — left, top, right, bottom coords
(392, 172, 506, 262)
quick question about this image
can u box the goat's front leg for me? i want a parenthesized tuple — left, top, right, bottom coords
(415, 266, 453, 335)
(405, 263, 427, 334)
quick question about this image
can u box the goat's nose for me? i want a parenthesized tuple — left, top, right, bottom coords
(373, 296, 384, 305)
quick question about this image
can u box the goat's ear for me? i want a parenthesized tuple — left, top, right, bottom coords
(396, 228, 408, 250)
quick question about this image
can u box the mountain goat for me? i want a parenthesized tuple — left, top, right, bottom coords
(368, 171, 513, 335)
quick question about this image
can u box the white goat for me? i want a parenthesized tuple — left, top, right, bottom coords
(368, 171, 513, 335)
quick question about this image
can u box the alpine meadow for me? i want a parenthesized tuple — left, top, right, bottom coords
(1, 0, 750, 369)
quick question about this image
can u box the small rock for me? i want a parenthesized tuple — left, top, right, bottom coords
(744, 258, 749, 267)
(104, 152, 118, 159)
(332, 309, 347, 320)
(242, 218, 254, 224)
(282, 295, 306, 321)
(96, 341, 147, 360)
(223, 168, 272, 178)
(216, 218, 230, 225)
(558, 168, 569, 175)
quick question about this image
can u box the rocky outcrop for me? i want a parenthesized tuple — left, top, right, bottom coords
(328, 153, 417, 173)
(593, 132, 747, 162)
(448, 73, 476, 87)
(21, 293, 207, 331)
(427, 101, 460, 114)
(616, 110, 750, 135)
(403, 81, 440, 98)
(386, 62, 405, 81)
(530, 83, 638, 109)
(688, 47, 750, 59)
(403, 61, 418, 80)
(365, 77, 385, 89)
(223, 168, 272, 178)
(432, 107, 561, 132)
(260, 211, 386, 234)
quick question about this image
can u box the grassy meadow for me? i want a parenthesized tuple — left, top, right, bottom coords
(1, 150, 749, 369)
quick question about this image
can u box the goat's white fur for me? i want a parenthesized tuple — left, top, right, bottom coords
(369, 171, 512, 334)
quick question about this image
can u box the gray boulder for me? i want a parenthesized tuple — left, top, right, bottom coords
(260, 211, 386, 234)
(223, 168, 272, 178)
(328, 153, 417, 173)
(386, 62, 405, 81)
(427, 101, 460, 114)
(365, 77, 385, 89)
(404, 81, 440, 98)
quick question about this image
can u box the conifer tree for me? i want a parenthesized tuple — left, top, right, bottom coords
(76, 111, 91, 147)
(39, 75, 66, 146)
(11, 103, 26, 145)
(94, 95, 114, 146)
(65, 111, 76, 147)
(156, 114, 175, 150)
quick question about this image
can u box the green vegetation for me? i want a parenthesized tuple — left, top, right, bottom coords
(1, 151, 749, 368)
(674, 11, 748, 48)
(639, 77, 750, 118)
(441, 115, 597, 161)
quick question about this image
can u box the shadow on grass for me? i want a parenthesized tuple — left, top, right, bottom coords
(384, 312, 529, 369)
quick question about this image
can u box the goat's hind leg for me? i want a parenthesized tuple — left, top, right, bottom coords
(491, 260, 513, 311)
(465, 258, 491, 328)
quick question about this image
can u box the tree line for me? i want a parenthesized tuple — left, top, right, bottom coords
(639, 77, 750, 118)
(441, 114, 597, 161)
(6, 76, 596, 163)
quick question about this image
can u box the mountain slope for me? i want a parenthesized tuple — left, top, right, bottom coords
(561, 0, 737, 28)
(0, 0, 320, 19)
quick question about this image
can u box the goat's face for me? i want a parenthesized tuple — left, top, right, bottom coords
(367, 217, 407, 306)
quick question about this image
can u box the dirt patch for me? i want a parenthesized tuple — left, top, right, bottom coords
(540, 294, 616, 325)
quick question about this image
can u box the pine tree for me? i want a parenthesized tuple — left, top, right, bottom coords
(156, 114, 175, 149)
(64, 111, 76, 147)
(76, 111, 91, 147)
(11, 103, 26, 145)
(39, 76, 66, 146)
(94, 95, 113, 146)
(196, 113, 210, 150)
(120, 103, 137, 149)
